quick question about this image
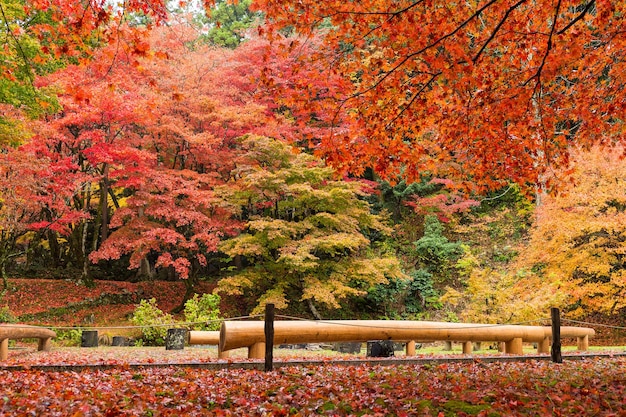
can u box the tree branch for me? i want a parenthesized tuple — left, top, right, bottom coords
(557, 0, 595, 35)
(473, 0, 528, 63)
(0, 2, 35, 88)
(345, 0, 500, 103)
(523, 0, 562, 87)
(385, 71, 442, 129)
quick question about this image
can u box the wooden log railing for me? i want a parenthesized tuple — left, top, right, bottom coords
(211, 320, 595, 359)
(187, 330, 232, 358)
(0, 324, 56, 361)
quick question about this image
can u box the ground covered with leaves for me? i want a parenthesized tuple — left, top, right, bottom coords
(1, 356, 624, 416)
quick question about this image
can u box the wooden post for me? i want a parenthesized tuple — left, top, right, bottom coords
(443, 340, 452, 351)
(38, 337, 52, 351)
(249, 342, 265, 359)
(405, 340, 416, 356)
(537, 337, 550, 354)
(0, 338, 8, 361)
(81, 330, 99, 347)
(505, 338, 523, 354)
(462, 341, 473, 354)
(577, 334, 589, 351)
(218, 347, 230, 359)
(551, 307, 562, 363)
(265, 303, 275, 371)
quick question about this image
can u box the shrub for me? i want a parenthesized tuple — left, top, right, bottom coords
(55, 329, 83, 346)
(184, 293, 222, 331)
(0, 306, 15, 323)
(130, 298, 173, 346)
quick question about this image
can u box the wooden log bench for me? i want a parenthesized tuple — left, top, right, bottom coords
(187, 330, 228, 358)
(214, 320, 595, 359)
(0, 324, 56, 361)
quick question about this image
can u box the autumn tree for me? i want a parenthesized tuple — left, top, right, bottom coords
(510, 145, 626, 318)
(0, 149, 48, 292)
(252, 0, 626, 192)
(216, 136, 405, 318)
(0, 0, 61, 145)
(23, 41, 160, 283)
(459, 146, 625, 322)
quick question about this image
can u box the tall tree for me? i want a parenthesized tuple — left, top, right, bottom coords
(459, 145, 626, 321)
(510, 145, 626, 318)
(217, 136, 405, 317)
(26, 42, 158, 283)
(252, 0, 626, 192)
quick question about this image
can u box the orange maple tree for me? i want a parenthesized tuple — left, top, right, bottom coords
(510, 145, 626, 317)
(459, 145, 625, 321)
(253, 0, 626, 192)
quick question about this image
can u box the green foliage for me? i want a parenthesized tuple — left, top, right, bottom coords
(364, 268, 438, 317)
(199, 0, 259, 48)
(54, 329, 82, 346)
(0, 0, 61, 130)
(371, 178, 441, 221)
(130, 298, 173, 346)
(405, 269, 439, 311)
(217, 136, 406, 315)
(0, 306, 15, 323)
(413, 215, 463, 274)
(184, 293, 222, 331)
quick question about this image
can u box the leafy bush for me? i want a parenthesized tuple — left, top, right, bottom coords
(405, 269, 439, 313)
(364, 269, 439, 317)
(55, 329, 83, 346)
(184, 293, 222, 331)
(130, 298, 173, 346)
(0, 306, 15, 323)
(414, 215, 463, 272)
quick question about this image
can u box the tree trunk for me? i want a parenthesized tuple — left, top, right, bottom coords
(81, 221, 94, 287)
(171, 277, 196, 314)
(47, 230, 61, 268)
(137, 257, 155, 281)
(306, 298, 323, 320)
(100, 164, 110, 242)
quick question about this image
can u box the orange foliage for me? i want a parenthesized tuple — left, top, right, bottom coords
(253, 0, 626, 192)
(458, 145, 626, 322)
(510, 145, 626, 317)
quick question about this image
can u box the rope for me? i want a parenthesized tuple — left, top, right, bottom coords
(2, 314, 263, 331)
(561, 318, 626, 331)
(273, 314, 550, 331)
(4, 313, 624, 333)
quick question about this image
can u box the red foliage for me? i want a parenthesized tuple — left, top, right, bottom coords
(0, 358, 624, 415)
(1, 279, 215, 323)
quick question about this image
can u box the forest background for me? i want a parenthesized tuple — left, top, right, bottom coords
(0, 0, 624, 345)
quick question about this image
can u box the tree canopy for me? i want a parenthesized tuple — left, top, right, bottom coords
(254, 0, 626, 192)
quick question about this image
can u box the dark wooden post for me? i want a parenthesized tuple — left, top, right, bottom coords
(81, 330, 99, 347)
(166, 328, 187, 350)
(551, 307, 562, 363)
(264, 303, 275, 371)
